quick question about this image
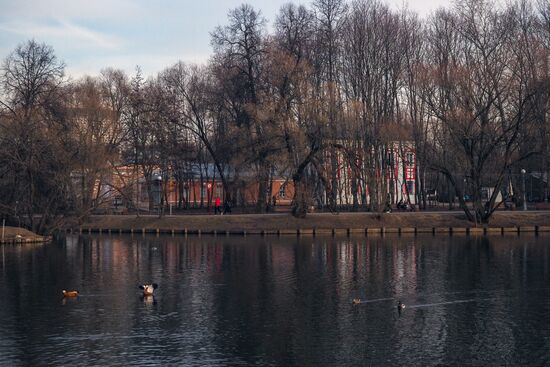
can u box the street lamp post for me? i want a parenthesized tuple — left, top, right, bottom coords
(462, 177, 467, 211)
(155, 174, 162, 216)
(14, 201, 19, 227)
(521, 169, 527, 211)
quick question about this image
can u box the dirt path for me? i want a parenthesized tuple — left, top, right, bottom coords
(77, 211, 550, 232)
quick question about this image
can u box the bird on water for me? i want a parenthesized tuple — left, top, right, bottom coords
(139, 283, 159, 296)
(397, 301, 406, 311)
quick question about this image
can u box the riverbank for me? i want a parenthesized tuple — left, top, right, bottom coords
(70, 211, 550, 236)
(0, 226, 52, 244)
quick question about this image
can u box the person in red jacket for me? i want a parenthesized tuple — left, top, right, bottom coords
(215, 197, 221, 215)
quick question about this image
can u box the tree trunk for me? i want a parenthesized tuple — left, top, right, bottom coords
(292, 179, 308, 218)
(256, 162, 269, 213)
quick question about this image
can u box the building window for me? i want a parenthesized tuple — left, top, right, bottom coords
(183, 186, 189, 202)
(481, 188, 489, 201)
(279, 185, 286, 198)
(140, 182, 148, 202)
(406, 153, 414, 165)
(387, 152, 394, 166)
(201, 186, 206, 199)
(406, 181, 414, 194)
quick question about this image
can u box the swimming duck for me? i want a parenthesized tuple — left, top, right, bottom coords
(352, 298, 361, 305)
(62, 290, 79, 297)
(397, 301, 406, 311)
(139, 283, 158, 296)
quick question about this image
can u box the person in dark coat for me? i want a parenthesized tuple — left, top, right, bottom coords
(223, 199, 232, 214)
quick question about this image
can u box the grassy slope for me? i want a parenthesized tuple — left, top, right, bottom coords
(1, 226, 42, 239)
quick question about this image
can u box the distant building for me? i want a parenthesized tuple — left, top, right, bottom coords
(330, 141, 417, 206)
(83, 141, 417, 212)
(87, 163, 294, 211)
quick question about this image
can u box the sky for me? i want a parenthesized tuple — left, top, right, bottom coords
(0, 0, 451, 79)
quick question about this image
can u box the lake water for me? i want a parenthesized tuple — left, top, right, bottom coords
(1, 234, 550, 366)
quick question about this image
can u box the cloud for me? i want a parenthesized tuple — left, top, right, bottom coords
(65, 52, 212, 79)
(0, 19, 123, 50)
(0, 0, 452, 80)
(0, 0, 141, 21)
(57, 19, 122, 49)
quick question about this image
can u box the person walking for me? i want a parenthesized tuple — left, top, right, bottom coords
(223, 199, 232, 214)
(215, 197, 221, 215)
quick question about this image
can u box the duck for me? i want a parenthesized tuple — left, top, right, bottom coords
(352, 298, 362, 305)
(62, 290, 79, 297)
(397, 301, 406, 311)
(139, 283, 158, 296)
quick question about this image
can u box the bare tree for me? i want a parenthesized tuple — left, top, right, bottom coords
(341, 0, 405, 211)
(313, 0, 348, 210)
(161, 62, 232, 202)
(67, 75, 127, 216)
(423, 0, 546, 222)
(211, 4, 276, 212)
(0, 40, 70, 233)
